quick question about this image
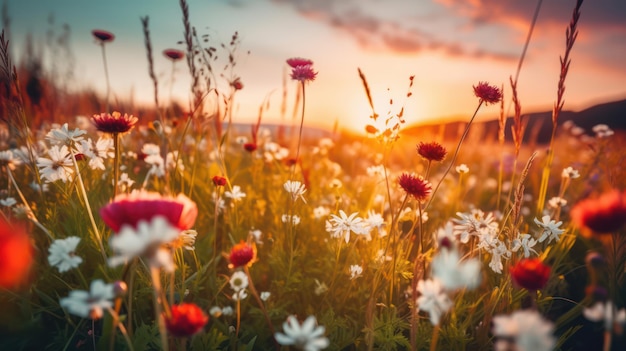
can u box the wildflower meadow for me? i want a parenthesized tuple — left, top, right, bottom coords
(1, 0, 626, 350)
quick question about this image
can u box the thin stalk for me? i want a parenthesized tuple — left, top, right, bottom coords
(426, 101, 483, 211)
(113, 132, 120, 197)
(244, 267, 280, 351)
(70, 148, 106, 262)
(292, 81, 306, 180)
(430, 325, 440, 351)
(6, 168, 53, 240)
(107, 307, 135, 351)
(99, 43, 111, 113)
(150, 266, 169, 351)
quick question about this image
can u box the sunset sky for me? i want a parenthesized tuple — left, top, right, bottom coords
(5, 0, 626, 132)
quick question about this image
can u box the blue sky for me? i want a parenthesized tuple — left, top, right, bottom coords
(4, 0, 626, 132)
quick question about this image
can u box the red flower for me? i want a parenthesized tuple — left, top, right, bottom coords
(163, 49, 185, 61)
(398, 173, 432, 202)
(0, 219, 33, 290)
(417, 141, 447, 162)
(92, 29, 115, 43)
(212, 176, 227, 187)
(91, 111, 138, 134)
(229, 241, 254, 268)
(510, 258, 551, 291)
(232, 78, 243, 90)
(243, 143, 257, 152)
(290, 64, 317, 82)
(286, 57, 313, 68)
(165, 303, 208, 337)
(473, 82, 502, 105)
(570, 189, 626, 237)
(100, 190, 197, 233)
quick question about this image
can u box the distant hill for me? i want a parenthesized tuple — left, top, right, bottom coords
(402, 99, 626, 143)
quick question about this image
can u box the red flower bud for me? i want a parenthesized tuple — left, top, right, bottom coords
(510, 258, 550, 291)
(165, 303, 208, 337)
(212, 176, 227, 187)
(229, 241, 254, 268)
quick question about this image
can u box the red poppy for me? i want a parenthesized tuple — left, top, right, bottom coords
(510, 258, 551, 291)
(100, 191, 197, 233)
(0, 219, 33, 290)
(92, 29, 115, 43)
(212, 176, 227, 187)
(229, 241, 254, 268)
(165, 303, 208, 337)
(570, 189, 626, 237)
(163, 49, 185, 61)
(232, 78, 243, 90)
(243, 143, 257, 152)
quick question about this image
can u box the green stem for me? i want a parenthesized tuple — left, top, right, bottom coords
(150, 266, 169, 351)
(426, 101, 483, 211)
(292, 81, 306, 180)
(70, 148, 107, 262)
(6, 168, 53, 240)
(113, 132, 120, 197)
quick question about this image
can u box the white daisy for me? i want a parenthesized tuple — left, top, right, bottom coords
(36, 145, 74, 183)
(349, 265, 363, 280)
(0, 197, 17, 207)
(224, 185, 247, 201)
(108, 216, 180, 272)
(583, 301, 626, 331)
(534, 215, 564, 244)
(0, 149, 23, 170)
(284, 180, 307, 203)
(492, 310, 555, 351)
(274, 315, 330, 351)
(229, 271, 249, 292)
(260, 291, 271, 301)
(325, 210, 368, 243)
(45, 123, 86, 147)
(59, 279, 115, 319)
(416, 278, 452, 326)
(48, 236, 83, 273)
(511, 233, 538, 258)
(431, 247, 481, 291)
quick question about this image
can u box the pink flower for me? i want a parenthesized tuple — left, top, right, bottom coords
(229, 241, 255, 268)
(286, 57, 313, 68)
(417, 141, 447, 162)
(398, 173, 432, 202)
(473, 82, 502, 105)
(92, 29, 115, 43)
(91, 111, 138, 134)
(290, 64, 317, 82)
(100, 190, 197, 233)
(163, 49, 185, 61)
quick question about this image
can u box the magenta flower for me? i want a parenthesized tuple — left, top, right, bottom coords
(286, 57, 313, 68)
(92, 29, 115, 43)
(91, 111, 138, 134)
(163, 49, 185, 61)
(100, 190, 198, 233)
(398, 173, 432, 202)
(473, 82, 502, 105)
(290, 64, 317, 82)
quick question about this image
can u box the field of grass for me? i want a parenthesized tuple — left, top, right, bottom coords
(1, 0, 625, 350)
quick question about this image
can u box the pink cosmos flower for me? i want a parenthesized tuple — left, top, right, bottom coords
(290, 64, 317, 82)
(100, 190, 197, 233)
(473, 82, 502, 105)
(286, 57, 313, 68)
(92, 29, 115, 43)
(91, 111, 138, 134)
